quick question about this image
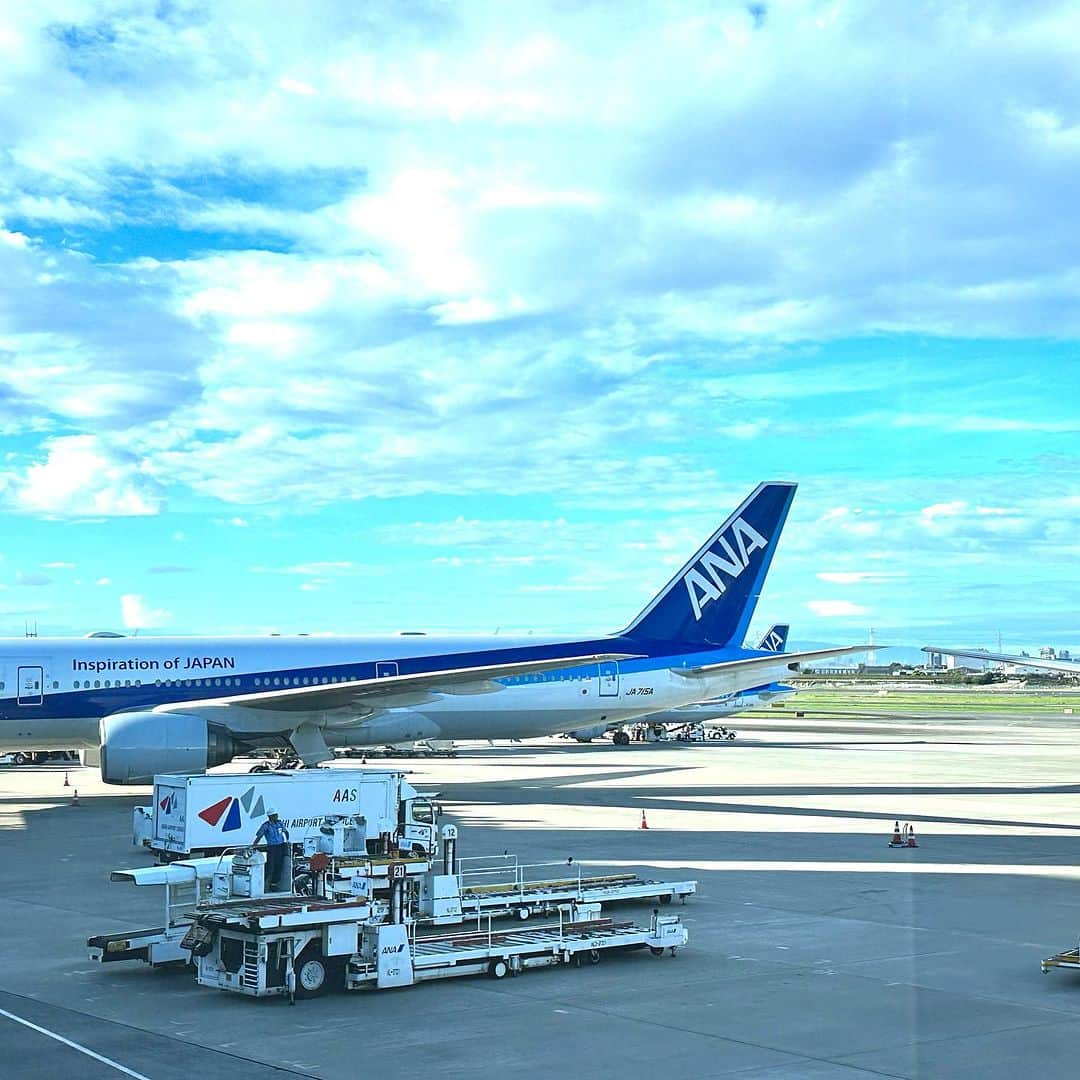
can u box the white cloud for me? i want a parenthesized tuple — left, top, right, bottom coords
(42, 561, 75, 569)
(121, 593, 172, 629)
(6, 435, 164, 517)
(96, 577, 112, 586)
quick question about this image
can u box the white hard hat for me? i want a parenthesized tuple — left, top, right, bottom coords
(267, 807, 278, 816)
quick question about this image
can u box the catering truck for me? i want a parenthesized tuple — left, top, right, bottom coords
(140, 769, 438, 860)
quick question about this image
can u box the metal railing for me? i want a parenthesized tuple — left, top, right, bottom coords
(454, 854, 590, 901)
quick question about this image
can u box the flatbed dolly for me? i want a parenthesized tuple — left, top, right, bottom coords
(424, 853, 695, 924)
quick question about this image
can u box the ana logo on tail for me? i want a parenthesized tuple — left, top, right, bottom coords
(683, 517, 768, 621)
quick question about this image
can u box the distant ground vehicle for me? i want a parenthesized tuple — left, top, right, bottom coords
(2, 749, 79, 765)
(709, 726, 738, 740)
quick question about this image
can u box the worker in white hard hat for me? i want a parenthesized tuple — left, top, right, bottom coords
(253, 808, 290, 891)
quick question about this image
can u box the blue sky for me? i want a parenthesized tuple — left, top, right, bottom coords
(0, 1, 1077, 654)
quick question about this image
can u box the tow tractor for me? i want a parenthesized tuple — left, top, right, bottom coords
(90, 820, 693, 998)
(1042, 943, 1080, 975)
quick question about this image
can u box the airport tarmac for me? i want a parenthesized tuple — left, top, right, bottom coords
(3, 707, 1080, 1079)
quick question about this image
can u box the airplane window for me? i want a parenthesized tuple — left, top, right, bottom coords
(302, 677, 309, 685)
(254, 678, 262, 686)
(52, 681, 59, 689)
(94, 680, 100, 688)
(73, 681, 80, 689)
(124, 680, 131, 687)
(104, 680, 110, 687)
(135, 680, 141, 687)
(273, 677, 280, 686)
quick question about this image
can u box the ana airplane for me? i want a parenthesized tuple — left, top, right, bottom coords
(567, 624, 795, 742)
(923, 646, 1080, 675)
(0, 482, 868, 784)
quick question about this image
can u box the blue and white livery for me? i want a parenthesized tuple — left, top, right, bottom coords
(0, 482, 867, 783)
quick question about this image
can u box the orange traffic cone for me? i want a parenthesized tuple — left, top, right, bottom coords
(640, 810, 649, 830)
(63, 771, 70, 788)
(888, 821, 903, 847)
(906, 823, 918, 848)
(70, 789, 80, 807)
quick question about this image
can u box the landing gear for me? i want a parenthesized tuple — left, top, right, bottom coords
(612, 730, 631, 746)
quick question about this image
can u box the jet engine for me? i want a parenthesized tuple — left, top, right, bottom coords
(100, 712, 241, 785)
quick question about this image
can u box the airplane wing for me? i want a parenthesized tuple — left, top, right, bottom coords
(677, 644, 871, 679)
(153, 652, 640, 714)
(923, 646, 1080, 674)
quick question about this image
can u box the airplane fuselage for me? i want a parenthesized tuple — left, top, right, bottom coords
(0, 633, 790, 752)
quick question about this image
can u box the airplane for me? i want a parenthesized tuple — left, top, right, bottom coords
(0, 481, 869, 784)
(566, 624, 795, 743)
(922, 646, 1080, 675)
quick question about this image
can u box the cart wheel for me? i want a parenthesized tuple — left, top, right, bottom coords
(517, 907, 531, 921)
(488, 959, 509, 979)
(726, 732, 736, 740)
(12, 752, 28, 766)
(294, 948, 332, 998)
(658, 893, 673, 905)
(649, 946, 664, 957)
(588, 949, 601, 965)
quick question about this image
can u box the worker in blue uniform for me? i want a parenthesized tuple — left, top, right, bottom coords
(253, 808, 290, 891)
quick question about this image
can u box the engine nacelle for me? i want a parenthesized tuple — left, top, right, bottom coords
(567, 723, 609, 743)
(100, 712, 240, 785)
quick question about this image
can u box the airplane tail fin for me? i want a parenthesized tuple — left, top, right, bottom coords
(619, 482, 797, 649)
(756, 624, 789, 653)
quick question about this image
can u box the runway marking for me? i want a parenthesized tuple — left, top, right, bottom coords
(0, 1007, 152, 1080)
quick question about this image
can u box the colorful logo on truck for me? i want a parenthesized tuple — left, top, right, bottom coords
(197, 785, 266, 833)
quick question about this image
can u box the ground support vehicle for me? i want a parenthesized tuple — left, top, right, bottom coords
(1042, 945, 1080, 974)
(89, 854, 228, 966)
(90, 822, 697, 973)
(192, 901, 688, 1000)
(140, 769, 437, 860)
